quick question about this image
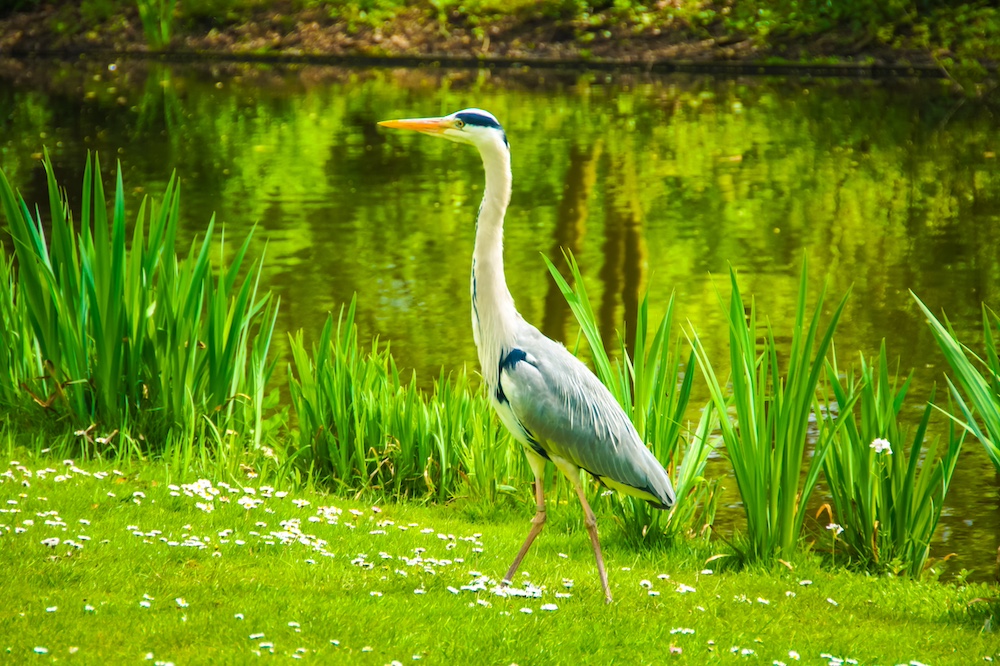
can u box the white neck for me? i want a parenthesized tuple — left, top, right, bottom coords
(470, 134, 518, 391)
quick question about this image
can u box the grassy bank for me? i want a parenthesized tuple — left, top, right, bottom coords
(0, 456, 997, 664)
(0, 1, 997, 84)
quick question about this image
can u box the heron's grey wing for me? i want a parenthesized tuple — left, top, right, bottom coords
(498, 331, 675, 508)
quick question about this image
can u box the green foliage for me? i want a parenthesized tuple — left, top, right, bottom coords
(178, 0, 261, 22)
(544, 251, 717, 544)
(916, 296, 1000, 473)
(691, 260, 849, 562)
(724, 0, 1000, 74)
(0, 152, 279, 457)
(0, 248, 36, 408)
(6, 0, 1000, 76)
(292, 0, 408, 31)
(287, 297, 521, 503)
(80, 0, 124, 23)
(136, 0, 176, 49)
(821, 342, 964, 576)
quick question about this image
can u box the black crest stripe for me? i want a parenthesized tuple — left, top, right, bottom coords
(455, 111, 503, 130)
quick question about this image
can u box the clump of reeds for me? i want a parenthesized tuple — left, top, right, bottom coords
(0, 152, 278, 459)
(287, 297, 523, 503)
(690, 260, 848, 562)
(821, 341, 964, 576)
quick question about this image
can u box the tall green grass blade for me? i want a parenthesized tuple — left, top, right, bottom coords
(913, 294, 1000, 472)
(691, 259, 847, 561)
(542, 252, 616, 393)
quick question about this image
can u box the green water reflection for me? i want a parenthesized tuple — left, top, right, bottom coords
(0, 60, 997, 580)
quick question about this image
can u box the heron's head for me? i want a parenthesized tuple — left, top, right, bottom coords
(378, 108, 508, 152)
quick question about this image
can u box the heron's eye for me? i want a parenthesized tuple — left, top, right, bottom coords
(455, 119, 465, 129)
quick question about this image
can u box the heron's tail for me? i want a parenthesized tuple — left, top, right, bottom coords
(640, 447, 676, 510)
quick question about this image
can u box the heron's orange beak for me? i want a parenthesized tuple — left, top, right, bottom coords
(378, 117, 453, 136)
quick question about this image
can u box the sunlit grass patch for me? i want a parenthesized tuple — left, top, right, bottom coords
(1, 456, 996, 664)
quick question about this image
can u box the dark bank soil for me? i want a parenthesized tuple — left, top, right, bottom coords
(0, 2, 957, 72)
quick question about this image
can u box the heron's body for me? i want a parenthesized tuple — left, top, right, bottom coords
(488, 329, 674, 508)
(379, 109, 675, 603)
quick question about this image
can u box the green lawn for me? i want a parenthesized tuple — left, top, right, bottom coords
(1, 456, 996, 665)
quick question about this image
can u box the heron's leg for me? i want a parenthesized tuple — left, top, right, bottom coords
(503, 451, 547, 585)
(572, 477, 613, 604)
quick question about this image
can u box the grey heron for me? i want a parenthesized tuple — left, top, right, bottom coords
(378, 109, 676, 603)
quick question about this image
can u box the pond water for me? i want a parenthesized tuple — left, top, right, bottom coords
(1, 58, 997, 581)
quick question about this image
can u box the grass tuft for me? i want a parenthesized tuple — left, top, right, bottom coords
(286, 297, 524, 503)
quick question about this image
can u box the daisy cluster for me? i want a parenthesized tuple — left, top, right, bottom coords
(1, 460, 110, 557)
(0, 458, 571, 660)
